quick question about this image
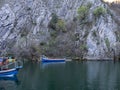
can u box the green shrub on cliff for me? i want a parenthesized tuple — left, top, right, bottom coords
(48, 13, 66, 37)
(56, 19, 66, 33)
(93, 6, 106, 17)
(77, 5, 89, 20)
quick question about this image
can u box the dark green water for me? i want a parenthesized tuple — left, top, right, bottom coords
(0, 61, 120, 90)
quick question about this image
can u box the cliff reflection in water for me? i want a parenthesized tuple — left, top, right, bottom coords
(86, 61, 120, 90)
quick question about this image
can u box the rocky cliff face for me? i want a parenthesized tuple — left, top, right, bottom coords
(0, 0, 119, 60)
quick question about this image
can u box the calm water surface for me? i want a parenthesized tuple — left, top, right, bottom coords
(0, 61, 120, 90)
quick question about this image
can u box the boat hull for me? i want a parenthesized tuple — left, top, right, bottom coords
(42, 58, 65, 63)
(0, 68, 19, 77)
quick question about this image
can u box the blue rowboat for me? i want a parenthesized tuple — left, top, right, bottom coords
(42, 57, 65, 63)
(0, 60, 23, 77)
(0, 68, 19, 77)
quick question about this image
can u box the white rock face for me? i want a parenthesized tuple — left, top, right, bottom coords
(87, 15, 117, 58)
(0, 4, 15, 40)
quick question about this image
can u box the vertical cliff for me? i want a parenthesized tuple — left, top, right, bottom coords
(0, 0, 119, 60)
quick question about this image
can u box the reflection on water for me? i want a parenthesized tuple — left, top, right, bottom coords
(0, 75, 20, 90)
(1, 61, 120, 90)
(86, 61, 120, 90)
(40, 62, 66, 69)
(0, 76, 18, 81)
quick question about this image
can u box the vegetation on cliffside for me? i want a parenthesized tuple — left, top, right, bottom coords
(0, 0, 120, 61)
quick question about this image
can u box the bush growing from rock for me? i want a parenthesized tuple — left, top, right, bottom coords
(56, 19, 66, 33)
(77, 5, 89, 20)
(93, 6, 106, 17)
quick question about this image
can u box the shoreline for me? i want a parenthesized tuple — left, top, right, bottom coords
(38, 56, 117, 62)
(83, 57, 113, 61)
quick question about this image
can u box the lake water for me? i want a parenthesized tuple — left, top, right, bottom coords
(0, 61, 120, 90)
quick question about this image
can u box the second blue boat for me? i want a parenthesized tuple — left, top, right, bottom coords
(41, 57, 65, 63)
